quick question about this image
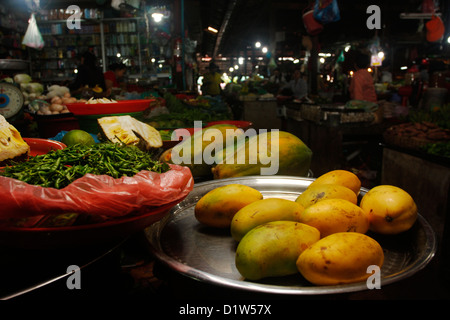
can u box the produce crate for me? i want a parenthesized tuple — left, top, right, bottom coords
(300, 104, 322, 123)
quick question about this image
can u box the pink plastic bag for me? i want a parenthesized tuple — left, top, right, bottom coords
(0, 164, 193, 219)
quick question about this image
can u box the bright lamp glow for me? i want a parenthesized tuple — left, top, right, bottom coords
(255, 41, 261, 48)
(152, 12, 164, 22)
(377, 51, 385, 59)
(207, 26, 218, 33)
(262, 47, 268, 53)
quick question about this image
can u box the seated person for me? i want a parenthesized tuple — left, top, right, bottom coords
(69, 51, 106, 96)
(104, 63, 127, 96)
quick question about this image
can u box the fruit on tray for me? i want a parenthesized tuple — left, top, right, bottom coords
(295, 183, 357, 208)
(298, 198, 369, 238)
(235, 221, 320, 280)
(360, 185, 418, 235)
(0, 115, 30, 166)
(212, 131, 312, 179)
(307, 169, 362, 195)
(230, 198, 305, 241)
(194, 184, 263, 228)
(98, 115, 162, 150)
(296, 232, 384, 285)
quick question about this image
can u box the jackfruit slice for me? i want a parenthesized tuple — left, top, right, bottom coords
(0, 115, 30, 166)
(98, 115, 163, 150)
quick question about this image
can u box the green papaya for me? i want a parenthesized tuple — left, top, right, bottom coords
(159, 124, 244, 177)
(211, 131, 312, 179)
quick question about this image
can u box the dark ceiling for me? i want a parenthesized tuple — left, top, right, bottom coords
(185, 0, 448, 58)
(7, 0, 448, 60)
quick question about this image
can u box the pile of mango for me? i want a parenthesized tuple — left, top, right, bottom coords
(194, 170, 418, 285)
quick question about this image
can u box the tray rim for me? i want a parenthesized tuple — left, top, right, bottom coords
(145, 175, 438, 295)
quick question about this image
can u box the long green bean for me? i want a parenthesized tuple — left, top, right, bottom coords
(0, 143, 170, 189)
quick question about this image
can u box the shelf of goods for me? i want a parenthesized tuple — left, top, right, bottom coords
(30, 18, 144, 83)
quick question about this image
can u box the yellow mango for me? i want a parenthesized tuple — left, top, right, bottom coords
(360, 185, 417, 234)
(295, 183, 357, 208)
(230, 198, 305, 241)
(194, 184, 263, 228)
(235, 221, 320, 280)
(299, 198, 369, 238)
(297, 232, 384, 285)
(308, 170, 361, 195)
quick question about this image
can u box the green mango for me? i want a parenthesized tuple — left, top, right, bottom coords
(235, 221, 320, 280)
(230, 198, 305, 241)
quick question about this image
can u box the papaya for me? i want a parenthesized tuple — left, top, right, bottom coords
(212, 131, 312, 179)
(159, 124, 244, 177)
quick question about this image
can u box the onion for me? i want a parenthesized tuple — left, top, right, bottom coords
(51, 96, 62, 104)
(63, 92, 71, 98)
(50, 103, 64, 112)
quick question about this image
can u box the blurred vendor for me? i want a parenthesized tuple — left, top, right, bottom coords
(279, 68, 307, 100)
(69, 51, 106, 96)
(349, 53, 377, 103)
(104, 63, 127, 96)
(202, 62, 223, 96)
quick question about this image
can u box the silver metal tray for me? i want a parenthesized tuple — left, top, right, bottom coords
(145, 176, 437, 295)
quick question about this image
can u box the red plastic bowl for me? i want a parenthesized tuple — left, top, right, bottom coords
(23, 138, 66, 157)
(0, 138, 66, 170)
(66, 99, 154, 115)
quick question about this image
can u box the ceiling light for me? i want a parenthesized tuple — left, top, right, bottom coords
(255, 42, 261, 48)
(377, 51, 384, 59)
(152, 12, 164, 23)
(262, 47, 268, 53)
(207, 26, 218, 33)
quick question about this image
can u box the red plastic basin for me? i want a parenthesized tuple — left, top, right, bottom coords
(66, 99, 154, 115)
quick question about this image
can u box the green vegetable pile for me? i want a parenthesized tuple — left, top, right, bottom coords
(146, 92, 232, 128)
(421, 141, 450, 159)
(0, 143, 170, 189)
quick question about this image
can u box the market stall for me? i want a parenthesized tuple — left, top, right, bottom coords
(1, 0, 450, 304)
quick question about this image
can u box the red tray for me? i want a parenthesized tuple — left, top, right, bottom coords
(66, 99, 154, 115)
(0, 199, 183, 249)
